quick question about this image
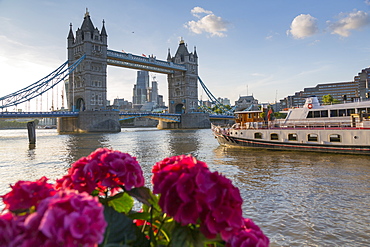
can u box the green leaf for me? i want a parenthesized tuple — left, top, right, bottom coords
(108, 192, 134, 214)
(126, 187, 153, 206)
(101, 205, 149, 247)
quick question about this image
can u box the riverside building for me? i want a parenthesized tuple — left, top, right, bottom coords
(280, 67, 370, 109)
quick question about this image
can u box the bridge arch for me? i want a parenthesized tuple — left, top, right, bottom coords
(175, 104, 184, 114)
(76, 98, 85, 111)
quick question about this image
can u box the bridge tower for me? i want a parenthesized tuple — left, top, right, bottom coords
(67, 9, 108, 112)
(60, 10, 120, 133)
(167, 40, 199, 114)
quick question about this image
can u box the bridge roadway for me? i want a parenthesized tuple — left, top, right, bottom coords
(0, 111, 234, 122)
(107, 50, 187, 74)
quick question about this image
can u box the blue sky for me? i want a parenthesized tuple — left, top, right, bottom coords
(1, 0, 370, 110)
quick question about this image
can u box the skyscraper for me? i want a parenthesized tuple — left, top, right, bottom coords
(132, 71, 149, 105)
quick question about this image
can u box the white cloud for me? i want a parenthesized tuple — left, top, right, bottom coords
(365, 0, 370, 6)
(287, 14, 319, 39)
(327, 10, 370, 37)
(185, 7, 228, 37)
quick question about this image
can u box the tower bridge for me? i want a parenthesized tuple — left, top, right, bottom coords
(0, 10, 233, 133)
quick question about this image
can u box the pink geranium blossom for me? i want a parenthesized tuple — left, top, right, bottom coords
(226, 218, 270, 247)
(152, 155, 244, 241)
(25, 189, 107, 246)
(56, 148, 145, 194)
(1, 176, 55, 213)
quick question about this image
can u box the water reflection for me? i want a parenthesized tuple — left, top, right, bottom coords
(64, 133, 112, 164)
(167, 129, 201, 156)
(27, 144, 36, 160)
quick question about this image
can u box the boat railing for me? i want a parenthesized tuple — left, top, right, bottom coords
(230, 119, 366, 130)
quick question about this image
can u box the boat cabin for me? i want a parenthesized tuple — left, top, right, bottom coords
(234, 111, 264, 125)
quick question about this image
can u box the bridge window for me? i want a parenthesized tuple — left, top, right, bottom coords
(307, 133, 318, 142)
(329, 134, 341, 142)
(270, 133, 279, 140)
(91, 93, 94, 104)
(288, 133, 297, 141)
(254, 132, 262, 139)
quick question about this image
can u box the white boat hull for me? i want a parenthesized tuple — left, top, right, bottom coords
(212, 127, 370, 154)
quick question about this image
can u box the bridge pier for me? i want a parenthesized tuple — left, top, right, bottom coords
(158, 113, 210, 129)
(58, 111, 121, 133)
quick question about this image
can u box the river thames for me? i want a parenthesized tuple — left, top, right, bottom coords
(0, 128, 369, 246)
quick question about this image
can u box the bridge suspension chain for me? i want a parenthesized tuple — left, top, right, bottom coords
(197, 76, 233, 115)
(0, 55, 86, 110)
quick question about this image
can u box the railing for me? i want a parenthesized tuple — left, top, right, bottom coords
(0, 111, 79, 118)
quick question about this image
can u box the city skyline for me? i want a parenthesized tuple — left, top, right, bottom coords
(1, 0, 370, 108)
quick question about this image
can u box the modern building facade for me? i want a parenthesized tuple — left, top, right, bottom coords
(280, 67, 370, 109)
(132, 71, 150, 106)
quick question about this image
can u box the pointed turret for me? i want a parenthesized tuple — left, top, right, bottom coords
(175, 39, 190, 60)
(101, 20, 107, 36)
(167, 48, 172, 61)
(193, 46, 198, 58)
(67, 23, 74, 40)
(80, 8, 95, 32)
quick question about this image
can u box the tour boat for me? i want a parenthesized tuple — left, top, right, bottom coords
(211, 96, 370, 154)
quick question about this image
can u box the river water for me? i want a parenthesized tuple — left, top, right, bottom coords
(0, 128, 369, 246)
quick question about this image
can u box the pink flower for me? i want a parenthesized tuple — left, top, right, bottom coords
(56, 148, 144, 194)
(0, 213, 25, 246)
(1, 177, 55, 213)
(31, 189, 107, 246)
(152, 155, 244, 240)
(226, 218, 270, 247)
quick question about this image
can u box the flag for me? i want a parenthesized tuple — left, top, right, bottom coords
(267, 108, 273, 121)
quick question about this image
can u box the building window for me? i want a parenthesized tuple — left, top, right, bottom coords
(307, 133, 318, 142)
(329, 134, 341, 142)
(254, 132, 262, 139)
(270, 133, 279, 140)
(288, 133, 297, 141)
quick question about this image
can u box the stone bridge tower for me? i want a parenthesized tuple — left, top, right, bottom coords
(67, 9, 108, 112)
(60, 10, 120, 133)
(167, 40, 198, 114)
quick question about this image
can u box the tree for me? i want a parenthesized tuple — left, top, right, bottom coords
(322, 94, 340, 105)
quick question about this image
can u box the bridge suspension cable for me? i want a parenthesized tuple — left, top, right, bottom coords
(197, 76, 233, 115)
(0, 55, 86, 110)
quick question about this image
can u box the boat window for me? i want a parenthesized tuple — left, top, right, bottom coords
(270, 133, 279, 140)
(314, 111, 320, 118)
(329, 134, 341, 142)
(358, 108, 366, 114)
(347, 109, 355, 116)
(330, 110, 338, 117)
(254, 132, 262, 139)
(307, 133, 318, 142)
(339, 109, 346, 117)
(307, 111, 313, 118)
(321, 110, 328, 117)
(288, 133, 297, 141)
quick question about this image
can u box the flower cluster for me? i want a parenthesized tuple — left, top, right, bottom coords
(226, 218, 270, 247)
(56, 148, 145, 194)
(1, 149, 269, 247)
(0, 190, 106, 247)
(152, 154, 269, 246)
(1, 176, 55, 213)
